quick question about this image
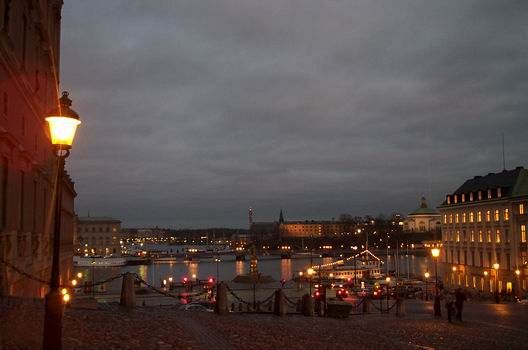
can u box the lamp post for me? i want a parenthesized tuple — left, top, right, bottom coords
(385, 276, 391, 313)
(431, 248, 441, 317)
(424, 271, 430, 301)
(493, 263, 500, 304)
(307, 268, 315, 296)
(515, 269, 521, 300)
(43, 92, 81, 350)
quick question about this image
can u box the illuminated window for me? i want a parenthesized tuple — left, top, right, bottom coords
(478, 191, 482, 200)
(520, 203, 525, 215)
(494, 209, 500, 222)
(470, 230, 475, 242)
(487, 189, 492, 199)
(495, 229, 501, 244)
(447, 196, 451, 204)
(479, 230, 483, 243)
(456, 230, 460, 242)
(469, 212, 474, 223)
(497, 188, 502, 198)
(504, 209, 509, 221)
(477, 211, 482, 222)
(449, 214, 453, 224)
(462, 213, 466, 223)
(486, 210, 491, 222)
(455, 213, 459, 224)
(487, 230, 491, 243)
(461, 194, 466, 202)
(522, 224, 526, 243)
(470, 192, 474, 201)
(454, 195, 458, 204)
(443, 214, 447, 224)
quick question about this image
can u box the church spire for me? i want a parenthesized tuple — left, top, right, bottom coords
(279, 209, 284, 224)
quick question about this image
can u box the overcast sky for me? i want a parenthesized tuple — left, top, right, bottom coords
(60, 0, 528, 228)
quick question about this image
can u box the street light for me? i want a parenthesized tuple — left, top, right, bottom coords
(493, 263, 500, 304)
(515, 269, 521, 300)
(424, 271, 430, 301)
(307, 268, 315, 295)
(43, 92, 81, 350)
(386, 276, 391, 312)
(431, 248, 441, 317)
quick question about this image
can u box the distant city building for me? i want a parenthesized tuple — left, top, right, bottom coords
(74, 217, 121, 256)
(121, 227, 167, 241)
(278, 210, 353, 238)
(439, 167, 528, 296)
(0, 1, 76, 297)
(403, 197, 441, 233)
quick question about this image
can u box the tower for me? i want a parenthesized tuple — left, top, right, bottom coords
(248, 207, 253, 228)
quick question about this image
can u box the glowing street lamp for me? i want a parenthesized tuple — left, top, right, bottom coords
(493, 263, 500, 303)
(431, 248, 441, 317)
(43, 92, 81, 350)
(307, 268, 315, 295)
(515, 269, 521, 300)
(424, 271, 430, 301)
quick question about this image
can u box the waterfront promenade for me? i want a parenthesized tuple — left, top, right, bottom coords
(1, 299, 526, 349)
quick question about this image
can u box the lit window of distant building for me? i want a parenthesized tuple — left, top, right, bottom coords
(449, 214, 453, 224)
(497, 188, 502, 198)
(487, 189, 492, 199)
(478, 230, 483, 243)
(478, 191, 482, 200)
(495, 229, 501, 244)
(469, 212, 474, 223)
(520, 203, 525, 215)
(521, 224, 526, 243)
(461, 194, 466, 202)
(456, 230, 460, 242)
(470, 193, 474, 201)
(477, 211, 482, 222)
(462, 213, 466, 223)
(447, 196, 451, 204)
(504, 208, 509, 221)
(455, 213, 459, 224)
(487, 230, 492, 243)
(486, 210, 491, 222)
(494, 209, 500, 222)
(454, 195, 458, 204)
(470, 230, 475, 242)
(443, 215, 447, 224)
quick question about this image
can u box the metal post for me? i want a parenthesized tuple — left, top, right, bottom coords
(43, 148, 67, 350)
(495, 269, 500, 304)
(434, 257, 441, 317)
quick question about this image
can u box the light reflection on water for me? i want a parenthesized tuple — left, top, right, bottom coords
(74, 254, 444, 293)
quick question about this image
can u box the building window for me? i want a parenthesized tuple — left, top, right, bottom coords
(470, 230, 475, 242)
(455, 214, 459, 224)
(520, 203, 525, 215)
(443, 215, 447, 224)
(478, 191, 482, 200)
(469, 212, 474, 223)
(454, 195, 458, 204)
(487, 230, 491, 243)
(494, 209, 500, 222)
(456, 230, 460, 242)
(470, 192, 474, 201)
(495, 229, 501, 244)
(462, 213, 466, 223)
(521, 224, 526, 243)
(471, 251, 475, 266)
(447, 196, 451, 204)
(486, 210, 491, 222)
(463, 230, 466, 242)
(497, 188, 502, 198)
(479, 230, 483, 243)
(449, 214, 453, 224)
(477, 211, 482, 222)
(504, 209, 509, 221)
(487, 189, 492, 199)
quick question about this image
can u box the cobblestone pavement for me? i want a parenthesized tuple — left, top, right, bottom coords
(1, 300, 527, 349)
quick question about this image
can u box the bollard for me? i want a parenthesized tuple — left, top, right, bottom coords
(273, 289, 287, 316)
(214, 282, 229, 315)
(302, 294, 314, 316)
(396, 298, 405, 317)
(120, 273, 136, 309)
(362, 297, 369, 314)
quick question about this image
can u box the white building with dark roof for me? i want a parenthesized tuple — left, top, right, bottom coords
(404, 197, 441, 233)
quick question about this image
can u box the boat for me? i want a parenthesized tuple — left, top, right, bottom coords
(313, 250, 383, 281)
(73, 255, 127, 267)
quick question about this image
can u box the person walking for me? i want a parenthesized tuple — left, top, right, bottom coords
(455, 288, 466, 322)
(443, 288, 455, 323)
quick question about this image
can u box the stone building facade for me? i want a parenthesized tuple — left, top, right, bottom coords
(0, 0, 76, 297)
(439, 167, 528, 296)
(403, 197, 441, 233)
(74, 217, 122, 256)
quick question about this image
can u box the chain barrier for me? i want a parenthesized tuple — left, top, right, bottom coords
(0, 257, 125, 289)
(260, 291, 276, 305)
(284, 294, 300, 307)
(225, 285, 252, 305)
(367, 298, 398, 312)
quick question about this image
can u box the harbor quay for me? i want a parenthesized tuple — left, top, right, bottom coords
(1, 297, 526, 350)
